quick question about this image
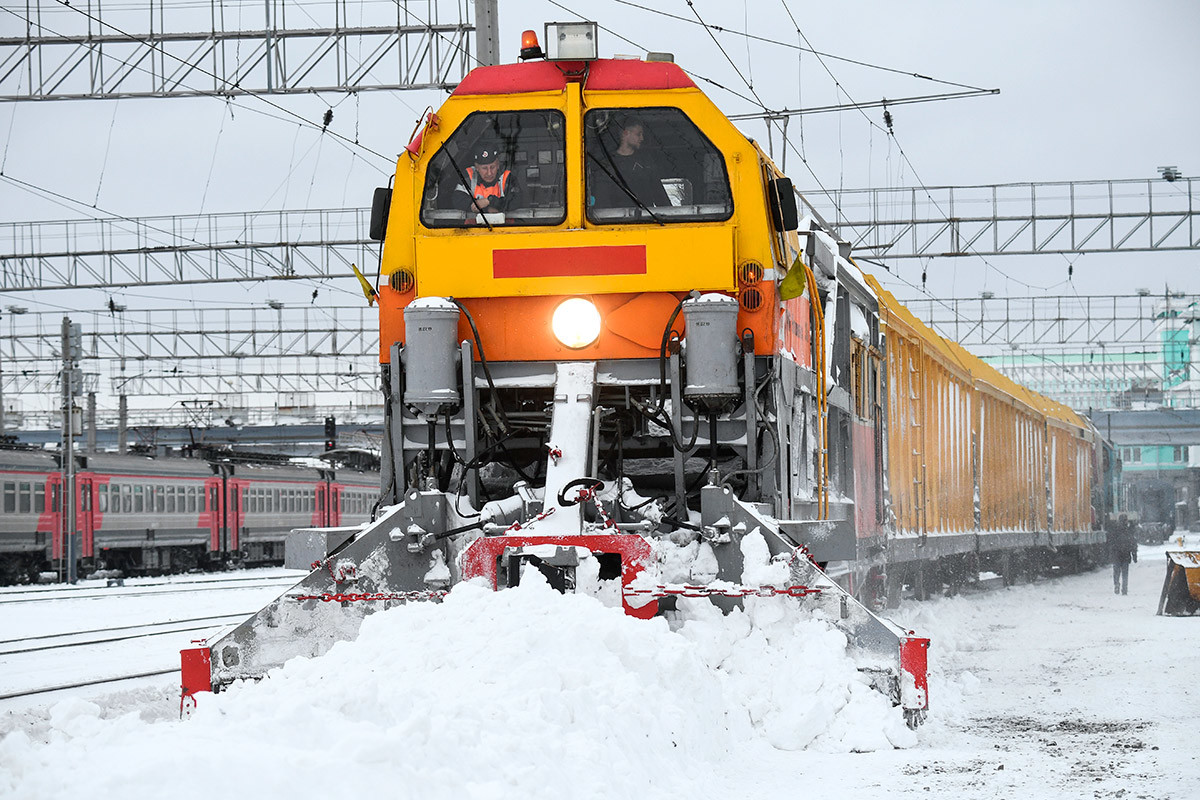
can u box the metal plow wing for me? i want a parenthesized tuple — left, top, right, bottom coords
(181, 497, 457, 711)
(1157, 550, 1200, 616)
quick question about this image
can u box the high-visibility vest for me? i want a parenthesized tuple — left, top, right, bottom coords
(466, 166, 510, 200)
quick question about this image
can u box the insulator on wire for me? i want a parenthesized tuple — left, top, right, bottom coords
(922, 269, 927, 288)
(883, 106, 894, 133)
(322, 109, 334, 129)
(1068, 264, 1074, 280)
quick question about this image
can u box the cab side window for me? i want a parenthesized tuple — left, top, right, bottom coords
(585, 107, 732, 224)
(421, 110, 566, 228)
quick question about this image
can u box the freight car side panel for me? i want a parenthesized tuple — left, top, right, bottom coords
(852, 420, 879, 538)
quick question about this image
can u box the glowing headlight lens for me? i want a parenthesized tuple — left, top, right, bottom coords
(551, 298, 602, 349)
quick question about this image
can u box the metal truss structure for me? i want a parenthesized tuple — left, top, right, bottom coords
(981, 346, 1200, 414)
(1, 0, 475, 101)
(896, 292, 1200, 412)
(900, 292, 1199, 349)
(1, 207, 377, 291)
(813, 178, 1198, 260)
(6, 176, 1198, 292)
(0, 305, 380, 428)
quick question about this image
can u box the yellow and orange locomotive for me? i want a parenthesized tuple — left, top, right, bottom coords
(184, 25, 1110, 725)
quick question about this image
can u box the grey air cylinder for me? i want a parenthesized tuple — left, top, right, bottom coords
(682, 293, 740, 403)
(403, 297, 461, 410)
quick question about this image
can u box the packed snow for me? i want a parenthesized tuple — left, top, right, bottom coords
(2, 545, 1197, 798)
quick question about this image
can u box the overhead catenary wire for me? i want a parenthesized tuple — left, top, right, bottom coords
(608, 0, 992, 92)
(39, 1, 394, 164)
(762, 0, 1049, 300)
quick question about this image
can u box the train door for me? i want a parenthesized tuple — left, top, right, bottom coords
(330, 483, 343, 527)
(205, 477, 223, 554)
(315, 482, 329, 527)
(41, 474, 62, 561)
(227, 479, 245, 553)
(77, 476, 95, 559)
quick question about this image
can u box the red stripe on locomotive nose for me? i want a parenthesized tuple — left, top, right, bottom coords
(492, 245, 648, 278)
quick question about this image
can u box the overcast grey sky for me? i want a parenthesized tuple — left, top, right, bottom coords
(1, 0, 1196, 315)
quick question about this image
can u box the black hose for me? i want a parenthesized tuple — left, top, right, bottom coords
(449, 297, 510, 432)
(556, 477, 603, 507)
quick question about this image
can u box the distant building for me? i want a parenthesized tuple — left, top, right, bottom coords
(1093, 410, 1200, 533)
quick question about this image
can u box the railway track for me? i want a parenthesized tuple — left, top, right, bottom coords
(0, 573, 299, 703)
(0, 574, 300, 605)
(0, 613, 253, 656)
(0, 669, 184, 702)
(0, 613, 255, 702)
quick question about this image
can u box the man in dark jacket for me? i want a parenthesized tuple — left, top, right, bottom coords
(1110, 514, 1138, 595)
(453, 143, 518, 215)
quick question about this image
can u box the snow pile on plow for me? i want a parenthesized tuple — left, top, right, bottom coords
(1, 571, 914, 800)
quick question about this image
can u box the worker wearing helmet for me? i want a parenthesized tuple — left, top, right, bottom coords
(454, 143, 518, 215)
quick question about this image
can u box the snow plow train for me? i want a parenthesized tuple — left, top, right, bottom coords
(181, 24, 1112, 726)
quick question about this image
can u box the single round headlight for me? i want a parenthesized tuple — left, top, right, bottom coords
(551, 298, 602, 349)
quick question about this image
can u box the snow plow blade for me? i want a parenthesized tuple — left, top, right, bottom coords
(180, 493, 456, 706)
(179, 482, 929, 726)
(694, 483, 930, 726)
(1157, 550, 1200, 616)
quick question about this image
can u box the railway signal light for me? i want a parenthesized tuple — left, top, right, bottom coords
(324, 416, 337, 451)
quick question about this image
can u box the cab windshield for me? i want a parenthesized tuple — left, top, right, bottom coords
(585, 107, 733, 224)
(420, 110, 567, 228)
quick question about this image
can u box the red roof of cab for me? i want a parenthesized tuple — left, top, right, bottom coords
(451, 58, 696, 96)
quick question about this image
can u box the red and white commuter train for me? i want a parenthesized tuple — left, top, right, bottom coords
(0, 448, 379, 582)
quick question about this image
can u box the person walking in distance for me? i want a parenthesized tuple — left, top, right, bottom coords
(1110, 513, 1138, 595)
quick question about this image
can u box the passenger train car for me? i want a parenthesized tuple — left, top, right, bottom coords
(184, 26, 1113, 722)
(0, 448, 379, 583)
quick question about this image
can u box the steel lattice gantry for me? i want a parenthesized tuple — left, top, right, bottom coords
(0, 208, 377, 290)
(901, 293, 1200, 349)
(895, 292, 1200, 412)
(0, 0, 476, 100)
(6, 177, 1200, 292)
(0, 305, 380, 400)
(812, 178, 1198, 259)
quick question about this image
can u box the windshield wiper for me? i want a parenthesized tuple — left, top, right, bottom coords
(586, 148, 664, 225)
(444, 150, 494, 232)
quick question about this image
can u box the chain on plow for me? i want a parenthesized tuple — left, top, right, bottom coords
(293, 590, 448, 603)
(624, 583, 824, 599)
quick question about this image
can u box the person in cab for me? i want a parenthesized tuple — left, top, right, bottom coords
(453, 142, 519, 214)
(589, 117, 670, 210)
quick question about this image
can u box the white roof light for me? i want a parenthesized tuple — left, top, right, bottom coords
(545, 22, 598, 61)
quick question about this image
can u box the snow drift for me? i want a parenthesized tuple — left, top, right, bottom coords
(0, 571, 913, 799)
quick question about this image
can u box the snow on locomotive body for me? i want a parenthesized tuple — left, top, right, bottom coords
(182, 26, 1108, 723)
(0, 448, 379, 583)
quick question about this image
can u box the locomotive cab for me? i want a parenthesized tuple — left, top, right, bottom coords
(375, 53, 793, 363)
(370, 43, 827, 541)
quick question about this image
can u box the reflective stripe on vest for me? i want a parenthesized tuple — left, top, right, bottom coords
(467, 166, 509, 200)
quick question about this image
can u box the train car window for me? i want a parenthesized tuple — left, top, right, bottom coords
(18, 482, 31, 513)
(34, 484, 45, 513)
(2, 482, 13, 513)
(421, 110, 567, 229)
(585, 108, 732, 224)
(166, 486, 177, 514)
(52, 484, 61, 513)
(98, 484, 108, 513)
(134, 485, 145, 514)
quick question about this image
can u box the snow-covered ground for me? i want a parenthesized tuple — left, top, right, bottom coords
(1, 548, 1196, 799)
